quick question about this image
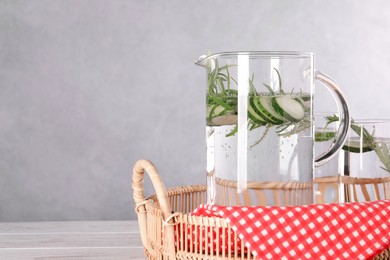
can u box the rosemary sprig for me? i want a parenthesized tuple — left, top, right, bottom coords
(274, 68, 284, 94)
(350, 122, 390, 173)
(324, 114, 340, 129)
(250, 125, 271, 149)
(207, 60, 238, 124)
(263, 83, 275, 95)
(278, 119, 311, 137)
(376, 142, 390, 173)
(206, 59, 310, 144)
(325, 115, 390, 173)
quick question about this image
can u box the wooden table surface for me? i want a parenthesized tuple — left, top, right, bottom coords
(0, 221, 145, 259)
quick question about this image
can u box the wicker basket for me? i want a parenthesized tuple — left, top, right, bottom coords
(132, 159, 390, 259)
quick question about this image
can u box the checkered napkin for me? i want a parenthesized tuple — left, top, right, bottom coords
(191, 200, 390, 259)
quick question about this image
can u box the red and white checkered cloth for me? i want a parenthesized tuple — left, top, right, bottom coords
(191, 200, 390, 259)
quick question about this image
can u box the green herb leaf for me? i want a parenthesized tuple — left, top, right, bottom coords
(325, 115, 390, 174)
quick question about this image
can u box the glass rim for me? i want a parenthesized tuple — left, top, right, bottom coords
(196, 51, 313, 65)
(352, 119, 390, 125)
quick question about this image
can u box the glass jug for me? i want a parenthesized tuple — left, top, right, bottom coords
(195, 51, 350, 206)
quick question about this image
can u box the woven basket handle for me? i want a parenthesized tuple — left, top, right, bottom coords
(132, 159, 172, 218)
(132, 159, 176, 259)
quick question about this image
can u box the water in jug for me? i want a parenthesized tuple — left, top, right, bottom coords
(195, 51, 350, 206)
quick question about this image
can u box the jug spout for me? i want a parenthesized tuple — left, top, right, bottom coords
(195, 53, 219, 71)
(195, 54, 209, 67)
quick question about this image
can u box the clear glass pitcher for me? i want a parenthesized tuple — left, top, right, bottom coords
(195, 51, 350, 206)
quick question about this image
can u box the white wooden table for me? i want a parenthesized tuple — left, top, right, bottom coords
(0, 221, 145, 259)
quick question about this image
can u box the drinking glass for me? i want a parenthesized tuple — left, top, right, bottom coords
(339, 120, 390, 203)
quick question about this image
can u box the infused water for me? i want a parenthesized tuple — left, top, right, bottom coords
(206, 94, 314, 206)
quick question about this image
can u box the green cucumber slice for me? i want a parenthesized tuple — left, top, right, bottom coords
(342, 139, 374, 153)
(272, 95, 305, 122)
(248, 98, 267, 125)
(294, 96, 310, 112)
(251, 96, 284, 125)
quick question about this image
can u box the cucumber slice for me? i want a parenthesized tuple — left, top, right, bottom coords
(251, 96, 284, 125)
(272, 95, 305, 122)
(294, 96, 310, 112)
(248, 98, 267, 125)
(342, 139, 374, 153)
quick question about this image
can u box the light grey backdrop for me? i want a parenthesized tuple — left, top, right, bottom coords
(1, 0, 390, 221)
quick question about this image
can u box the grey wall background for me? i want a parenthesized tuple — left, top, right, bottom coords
(1, 0, 390, 221)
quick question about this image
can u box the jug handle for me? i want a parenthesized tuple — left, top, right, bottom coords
(314, 70, 351, 167)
